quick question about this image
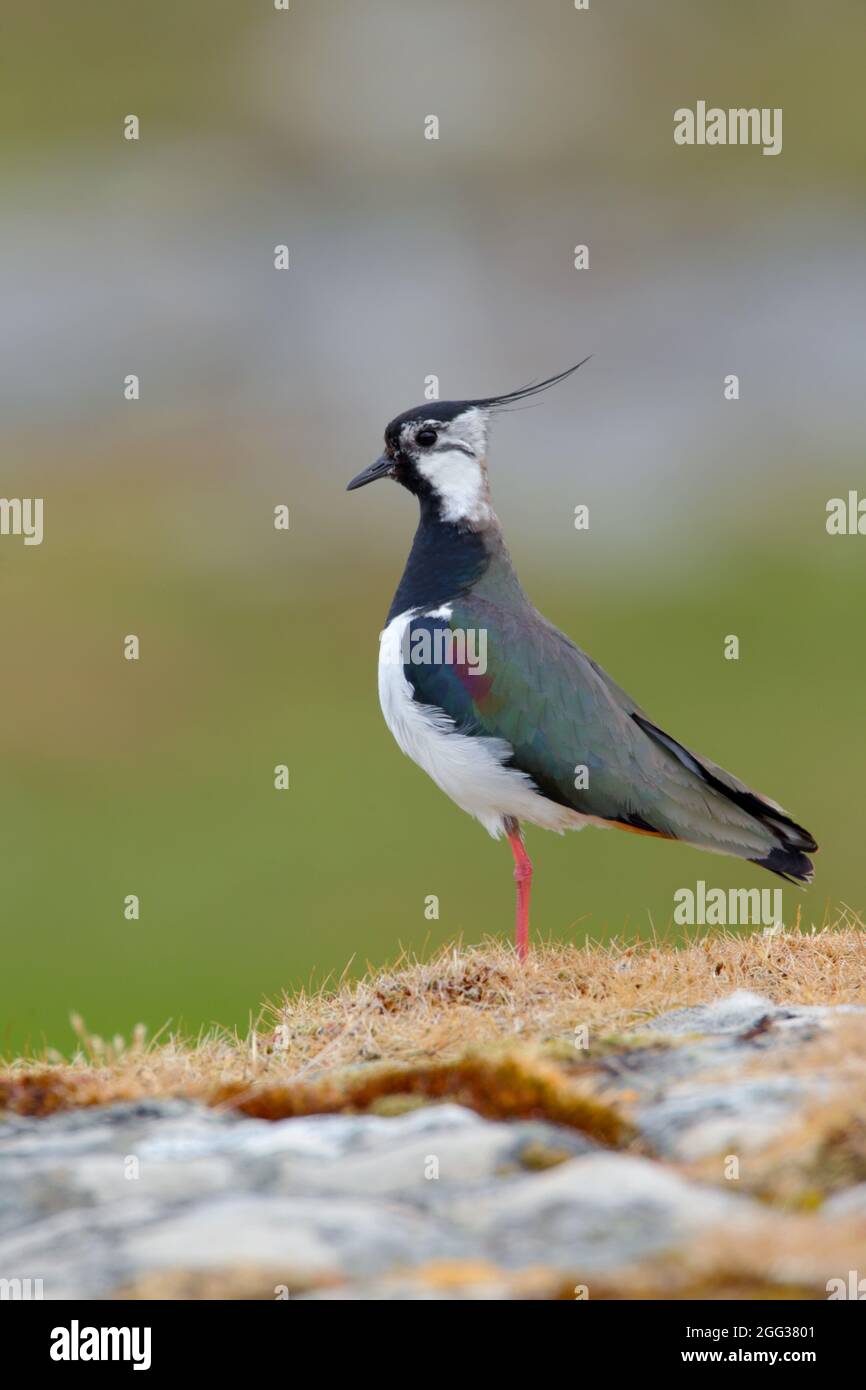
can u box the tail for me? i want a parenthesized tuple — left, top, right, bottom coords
(632, 715, 817, 886)
(752, 843, 815, 886)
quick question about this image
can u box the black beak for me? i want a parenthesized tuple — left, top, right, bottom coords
(346, 454, 393, 491)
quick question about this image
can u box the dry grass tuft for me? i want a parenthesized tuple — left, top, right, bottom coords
(1, 923, 863, 1131)
(261, 921, 866, 1073)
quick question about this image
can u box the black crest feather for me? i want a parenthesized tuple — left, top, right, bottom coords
(385, 358, 591, 438)
(469, 357, 592, 410)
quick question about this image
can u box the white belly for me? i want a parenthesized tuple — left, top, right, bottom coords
(378, 610, 596, 839)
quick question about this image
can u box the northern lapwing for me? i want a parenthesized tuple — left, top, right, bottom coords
(347, 363, 817, 959)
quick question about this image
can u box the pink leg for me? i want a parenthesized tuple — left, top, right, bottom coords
(506, 821, 533, 962)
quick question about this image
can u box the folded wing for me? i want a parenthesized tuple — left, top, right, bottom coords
(404, 599, 816, 883)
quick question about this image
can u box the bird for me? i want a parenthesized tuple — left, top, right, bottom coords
(346, 362, 817, 960)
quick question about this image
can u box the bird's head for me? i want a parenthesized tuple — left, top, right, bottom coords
(348, 400, 493, 525)
(347, 359, 590, 527)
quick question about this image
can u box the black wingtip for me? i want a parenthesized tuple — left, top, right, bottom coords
(750, 846, 815, 887)
(632, 714, 819, 864)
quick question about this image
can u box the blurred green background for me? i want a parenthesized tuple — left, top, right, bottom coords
(2, 1, 864, 1052)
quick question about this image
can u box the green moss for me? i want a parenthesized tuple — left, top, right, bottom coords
(214, 1044, 635, 1147)
(540, 1031, 675, 1065)
(518, 1140, 574, 1171)
(365, 1093, 432, 1117)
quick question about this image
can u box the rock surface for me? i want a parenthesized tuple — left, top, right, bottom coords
(0, 991, 861, 1300)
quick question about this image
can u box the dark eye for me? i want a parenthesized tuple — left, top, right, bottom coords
(416, 427, 437, 447)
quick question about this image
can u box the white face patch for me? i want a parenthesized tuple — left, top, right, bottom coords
(407, 408, 492, 526)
